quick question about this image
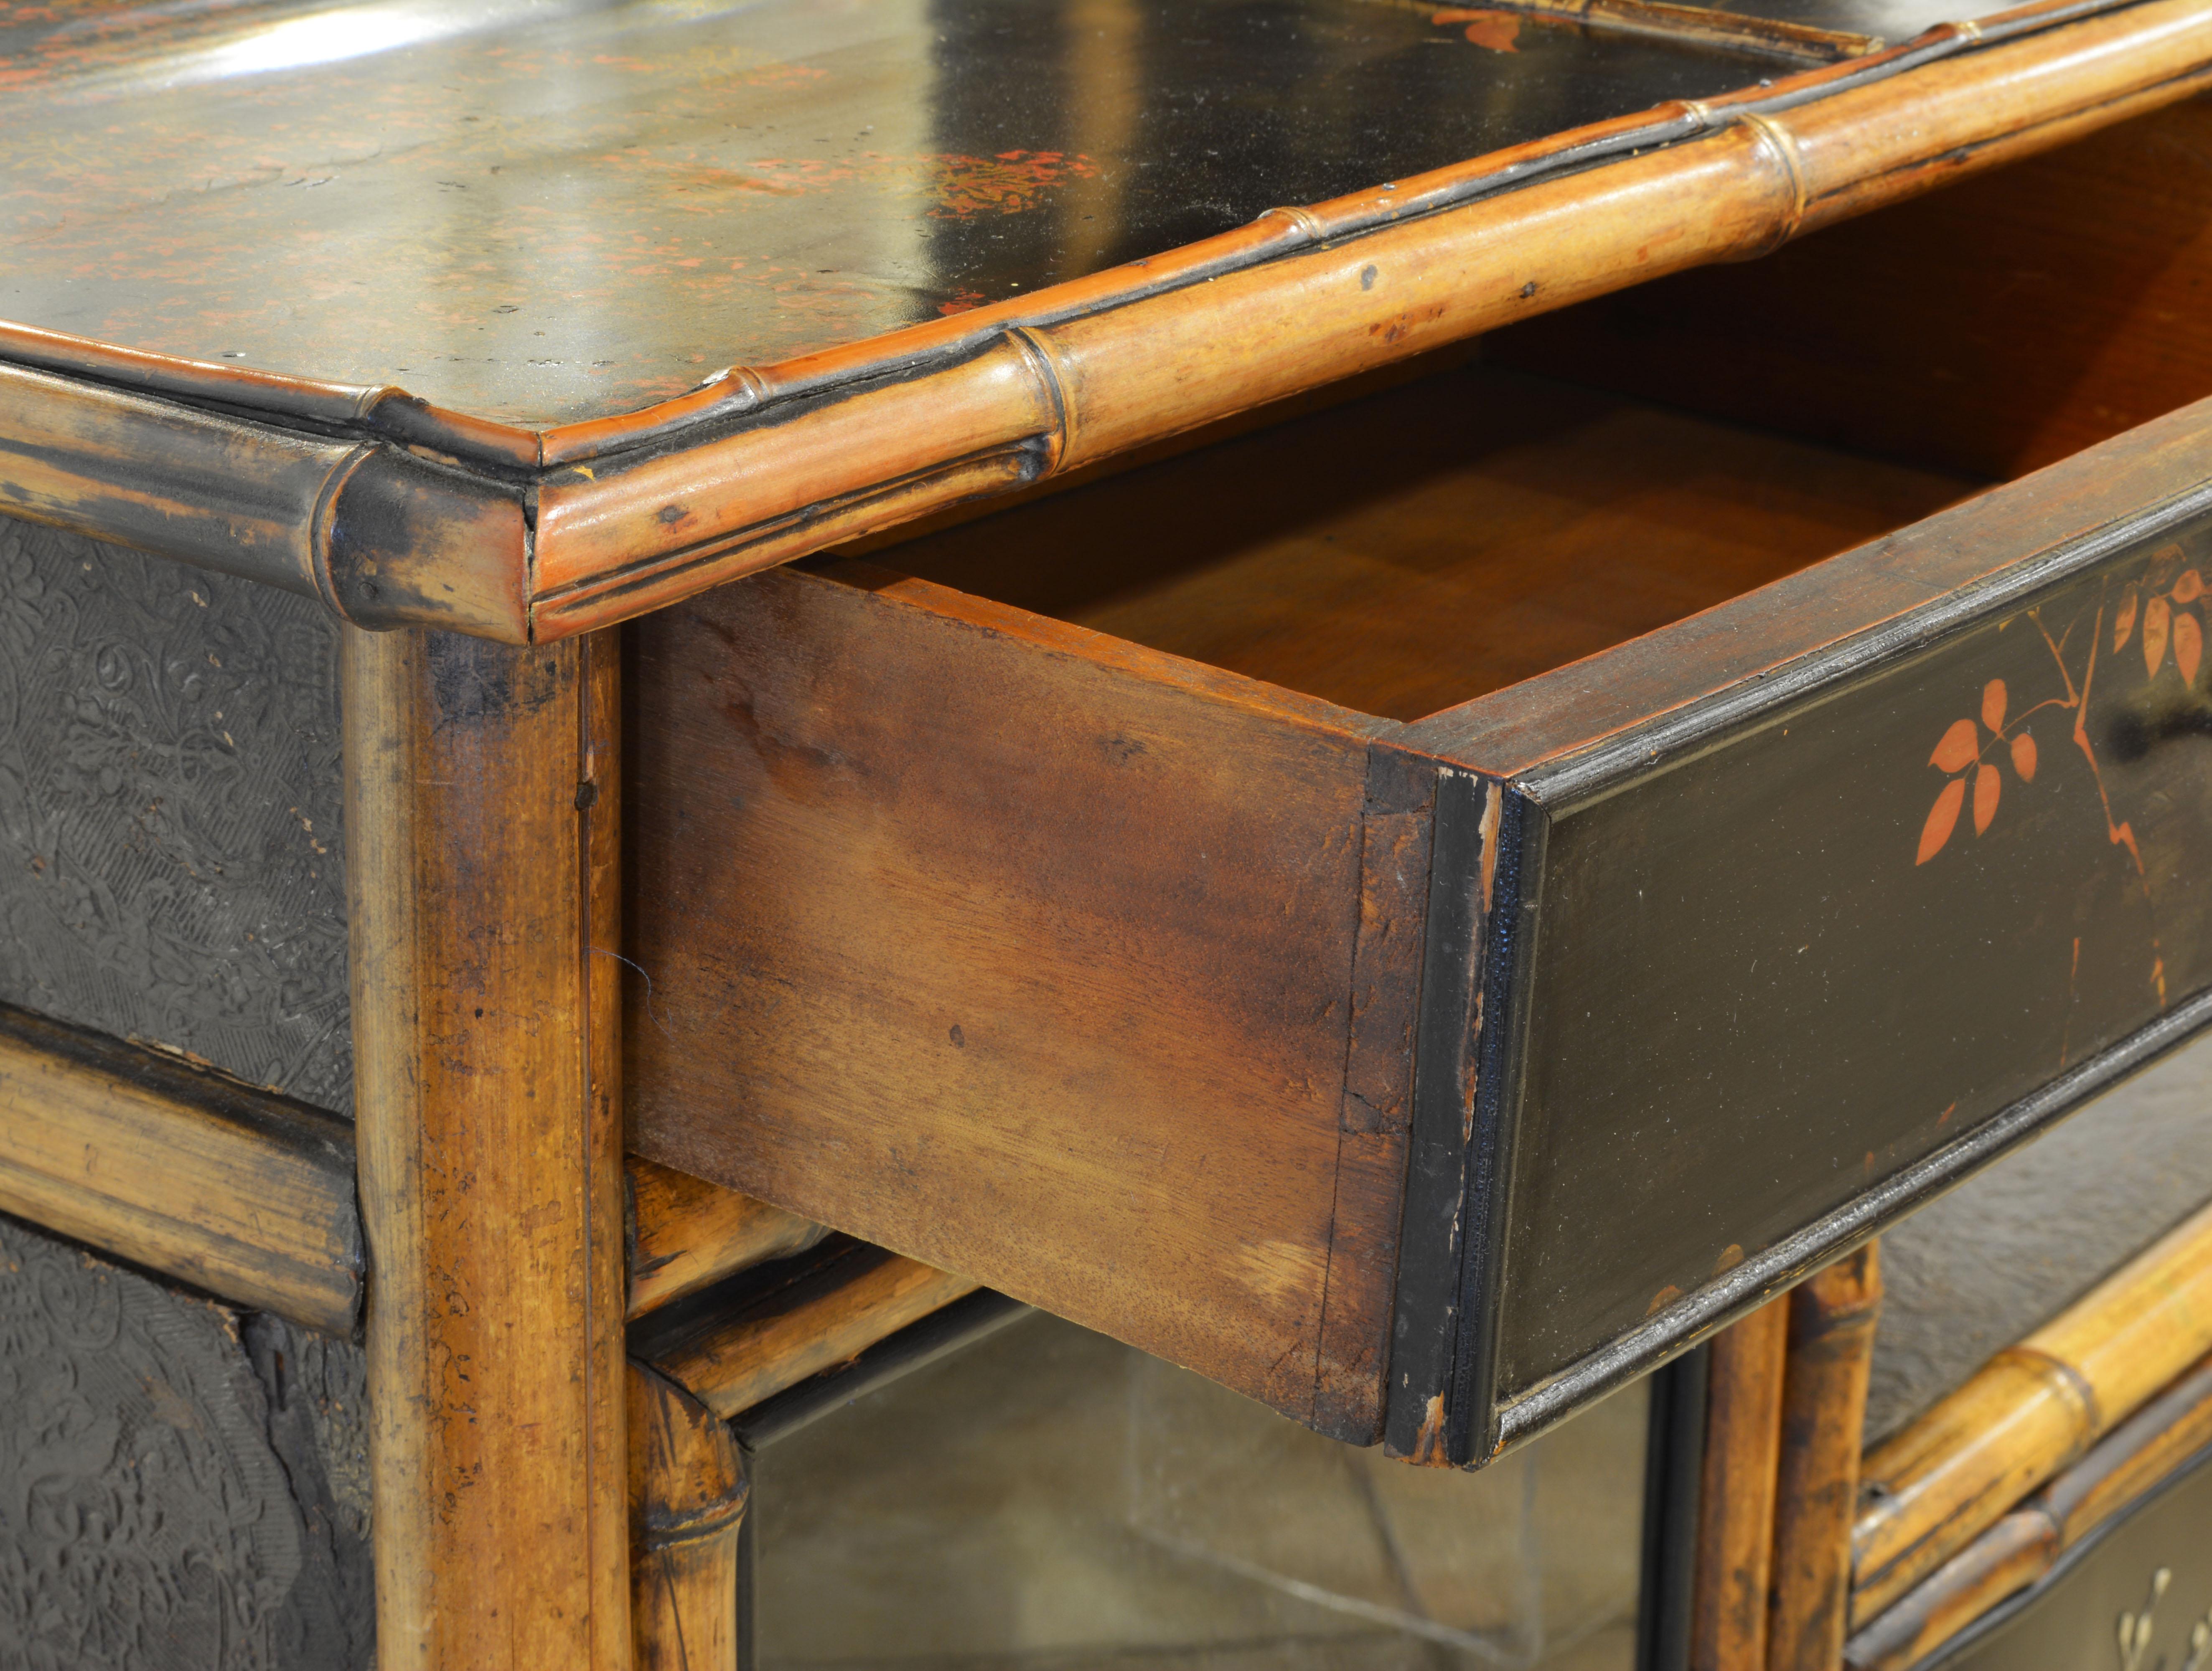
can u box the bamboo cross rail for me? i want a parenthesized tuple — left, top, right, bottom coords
(0, 997, 831, 1333)
(1845, 1352, 2212, 1670)
(1851, 1198, 2212, 1621)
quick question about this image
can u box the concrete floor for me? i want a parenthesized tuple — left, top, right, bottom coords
(753, 1314, 1647, 1669)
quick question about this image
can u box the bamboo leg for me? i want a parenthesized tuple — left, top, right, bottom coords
(1768, 1244, 1884, 1671)
(1693, 1295, 1792, 1671)
(630, 1362, 749, 1671)
(346, 627, 631, 1670)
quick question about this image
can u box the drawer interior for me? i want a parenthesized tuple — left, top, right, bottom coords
(854, 359, 1978, 721)
(842, 101, 2212, 721)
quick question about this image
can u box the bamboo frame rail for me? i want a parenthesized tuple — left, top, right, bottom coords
(345, 625, 631, 1669)
(1, 0, 2207, 641)
(1695, 1296, 1793, 1671)
(1769, 1246, 1884, 1671)
(628, 1159, 828, 1320)
(1851, 1198, 2212, 1622)
(0, 1001, 362, 1334)
(633, 1240, 982, 1420)
(1844, 1353, 2212, 1671)
(0, 997, 821, 1330)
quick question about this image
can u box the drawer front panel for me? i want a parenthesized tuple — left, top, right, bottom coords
(1403, 399, 2212, 1463)
(1513, 505, 2212, 1386)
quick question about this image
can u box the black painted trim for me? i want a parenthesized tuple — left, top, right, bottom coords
(1638, 1346, 1711, 1671)
(1452, 788, 1540, 1465)
(730, 1288, 1033, 1451)
(1492, 980, 2212, 1455)
(1383, 767, 1497, 1458)
(1518, 480, 2212, 814)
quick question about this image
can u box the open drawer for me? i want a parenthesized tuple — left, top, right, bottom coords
(623, 122, 2212, 1465)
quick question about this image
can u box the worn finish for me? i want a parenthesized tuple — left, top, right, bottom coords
(0, 0, 1801, 427)
(0, 0, 2208, 639)
(624, 560, 1394, 1437)
(631, 1239, 979, 1419)
(1693, 1299, 1791, 1671)
(627, 1363, 746, 1671)
(1852, 1199, 2212, 1623)
(0, 1002, 360, 1334)
(1845, 1356, 2212, 1671)
(0, 1212, 375, 1671)
(627, 1158, 826, 1321)
(1768, 1246, 1883, 1671)
(0, 515, 350, 1109)
(344, 627, 629, 1671)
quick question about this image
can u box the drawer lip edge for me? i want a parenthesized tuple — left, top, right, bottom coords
(1488, 983, 2212, 1460)
(1406, 405, 2212, 797)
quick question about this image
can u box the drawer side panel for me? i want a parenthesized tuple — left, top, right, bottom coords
(626, 564, 1385, 1426)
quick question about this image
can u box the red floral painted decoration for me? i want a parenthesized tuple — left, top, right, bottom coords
(1918, 678, 2033, 863)
(2113, 564, 2205, 684)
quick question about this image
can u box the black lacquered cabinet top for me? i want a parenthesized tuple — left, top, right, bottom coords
(0, 0, 1867, 424)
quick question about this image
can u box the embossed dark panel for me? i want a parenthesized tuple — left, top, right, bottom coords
(0, 515, 350, 1112)
(0, 1211, 373, 1671)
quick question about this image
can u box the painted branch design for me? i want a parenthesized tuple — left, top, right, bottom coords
(1914, 545, 2205, 1033)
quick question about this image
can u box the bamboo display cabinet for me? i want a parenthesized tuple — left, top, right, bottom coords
(4, 0, 2212, 1662)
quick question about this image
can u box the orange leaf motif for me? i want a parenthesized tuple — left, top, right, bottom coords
(1458, 11, 1522, 48)
(1919, 777, 1966, 863)
(2176, 569, 2205, 603)
(2146, 595, 2171, 678)
(1981, 678, 2007, 733)
(2115, 587, 2139, 651)
(1930, 718, 1978, 774)
(2177, 612, 2204, 687)
(1973, 762, 2000, 835)
(2010, 729, 2037, 782)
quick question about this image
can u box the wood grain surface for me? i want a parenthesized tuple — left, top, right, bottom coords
(1768, 1245, 1884, 1671)
(1695, 1298, 1792, 1671)
(883, 362, 1972, 721)
(628, 1362, 747, 1671)
(1852, 1199, 2212, 1623)
(346, 626, 630, 1670)
(628, 1158, 827, 1321)
(0, 1001, 361, 1334)
(624, 559, 1401, 1437)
